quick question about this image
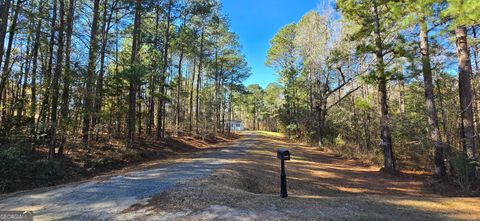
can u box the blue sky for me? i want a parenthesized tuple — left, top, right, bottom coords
(222, 0, 321, 88)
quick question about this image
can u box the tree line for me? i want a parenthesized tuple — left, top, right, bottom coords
(240, 0, 479, 188)
(0, 0, 250, 159)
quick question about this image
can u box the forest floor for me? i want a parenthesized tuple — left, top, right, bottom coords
(0, 131, 479, 220)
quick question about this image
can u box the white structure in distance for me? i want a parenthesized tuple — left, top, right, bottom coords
(225, 120, 243, 131)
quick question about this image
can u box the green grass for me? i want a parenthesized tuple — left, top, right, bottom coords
(248, 130, 284, 138)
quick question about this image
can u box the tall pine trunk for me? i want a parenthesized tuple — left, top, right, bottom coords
(82, 0, 101, 146)
(93, 0, 116, 140)
(373, 2, 395, 173)
(48, 0, 65, 159)
(58, 0, 75, 155)
(30, 0, 45, 137)
(157, 0, 172, 140)
(195, 29, 204, 134)
(127, 0, 141, 147)
(189, 59, 195, 133)
(455, 25, 478, 161)
(0, 0, 11, 72)
(147, 6, 160, 135)
(176, 51, 183, 135)
(38, 0, 58, 130)
(18, 32, 32, 118)
(420, 19, 446, 178)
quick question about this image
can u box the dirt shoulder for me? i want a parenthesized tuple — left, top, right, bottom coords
(127, 131, 480, 221)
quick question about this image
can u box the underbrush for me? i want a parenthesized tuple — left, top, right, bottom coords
(323, 142, 383, 166)
(0, 144, 65, 193)
(450, 153, 479, 192)
(278, 132, 480, 194)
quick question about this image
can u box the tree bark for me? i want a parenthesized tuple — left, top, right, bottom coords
(362, 86, 371, 151)
(0, 0, 21, 106)
(38, 0, 58, 130)
(176, 51, 183, 135)
(29, 0, 45, 138)
(18, 32, 32, 118)
(455, 25, 478, 161)
(93, 0, 117, 140)
(137, 84, 142, 134)
(127, 0, 141, 147)
(373, 2, 395, 173)
(189, 58, 195, 133)
(58, 0, 75, 155)
(157, 0, 173, 140)
(195, 29, 205, 134)
(398, 79, 405, 114)
(147, 6, 160, 135)
(0, 0, 11, 72)
(48, 0, 65, 159)
(82, 0, 101, 146)
(378, 79, 395, 172)
(420, 19, 446, 178)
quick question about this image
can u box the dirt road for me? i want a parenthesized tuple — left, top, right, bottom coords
(1, 131, 479, 221)
(122, 131, 480, 221)
(0, 133, 256, 220)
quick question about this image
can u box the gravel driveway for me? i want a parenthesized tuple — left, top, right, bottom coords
(0, 133, 255, 220)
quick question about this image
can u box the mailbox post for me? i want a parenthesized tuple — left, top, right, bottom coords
(277, 149, 290, 198)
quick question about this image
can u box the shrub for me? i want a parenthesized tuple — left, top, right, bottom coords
(33, 159, 64, 184)
(0, 145, 31, 192)
(286, 124, 299, 140)
(124, 148, 142, 162)
(450, 153, 477, 191)
(85, 156, 120, 170)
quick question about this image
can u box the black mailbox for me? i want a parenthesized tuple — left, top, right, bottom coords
(277, 148, 290, 198)
(277, 149, 290, 160)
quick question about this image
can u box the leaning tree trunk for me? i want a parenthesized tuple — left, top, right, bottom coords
(0, 0, 21, 106)
(0, 0, 20, 122)
(420, 19, 446, 179)
(455, 25, 478, 161)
